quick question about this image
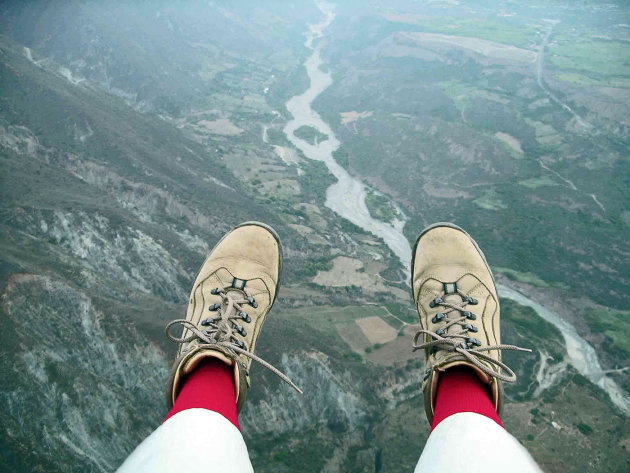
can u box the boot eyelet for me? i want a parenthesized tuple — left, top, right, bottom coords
(208, 303, 221, 311)
(429, 297, 443, 308)
(432, 313, 445, 324)
(239, 311, 251, 323)
(463, 323, 478, 333)
(201, 318, 215, 326)
(211, 288, 220, 295)
(464, 311, 476, 320)
(436, 329, 445, 336)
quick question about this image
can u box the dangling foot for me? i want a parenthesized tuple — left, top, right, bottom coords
(165, 222, 302, 416)
(410, 222, 530, 425)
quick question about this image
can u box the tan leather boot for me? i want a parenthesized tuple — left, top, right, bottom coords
(411, 222, 530, 423)
(165, 222, 301, 413)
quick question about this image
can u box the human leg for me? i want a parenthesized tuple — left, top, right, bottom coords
(430, 366, 502, 431)
(410, 223, 541, 473)
(165, 358, 240, 428)
(117, 222, 301, 472)
(117, 408, 252, 473)
(415, 412, 542, 473)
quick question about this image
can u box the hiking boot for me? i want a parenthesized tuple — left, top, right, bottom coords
(411, 222, 530, 423)
(165, 222, 301, 413)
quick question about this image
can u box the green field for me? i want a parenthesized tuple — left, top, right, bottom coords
(549, 38, 630, 80)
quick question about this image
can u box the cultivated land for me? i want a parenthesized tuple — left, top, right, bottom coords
(0, 1, 629, 472)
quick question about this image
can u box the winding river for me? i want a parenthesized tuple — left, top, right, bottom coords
(283, 4, 411, 277)
(283, 2, 630, 416)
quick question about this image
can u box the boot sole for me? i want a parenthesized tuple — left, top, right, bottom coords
(410, 222, 496, 301)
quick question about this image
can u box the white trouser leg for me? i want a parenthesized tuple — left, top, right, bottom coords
(117, 409, 253, 473)
(414, 412, 543, 473)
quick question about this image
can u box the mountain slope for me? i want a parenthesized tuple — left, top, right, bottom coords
(0, 1, 629, 472)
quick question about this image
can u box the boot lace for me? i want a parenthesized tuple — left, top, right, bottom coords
(413, 287, 531, 382)
(166, 283, 303, 394)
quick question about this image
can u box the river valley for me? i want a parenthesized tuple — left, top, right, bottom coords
(283, 1, 630, 416)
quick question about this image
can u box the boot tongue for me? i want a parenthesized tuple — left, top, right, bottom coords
(441, 281, 466, 338)
(442, 280, 462, 305)
(443, 293, 462, 304)
(224, 288, 244, 299)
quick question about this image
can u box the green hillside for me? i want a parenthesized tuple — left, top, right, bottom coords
(0, 1, 629, 472)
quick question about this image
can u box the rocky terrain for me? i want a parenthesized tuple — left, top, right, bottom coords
(1, 1, 629, 472)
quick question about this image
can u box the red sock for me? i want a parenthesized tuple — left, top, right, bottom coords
(430, 367, 503, 432)
(165, 358, 240, 430)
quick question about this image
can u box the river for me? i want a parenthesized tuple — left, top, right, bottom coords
(283, 3, 411, 277)
(283, 1, 630, 416)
